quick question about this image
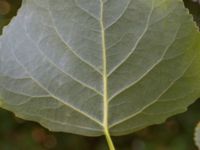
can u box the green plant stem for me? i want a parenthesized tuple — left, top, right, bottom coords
(105, 128, 115, 150)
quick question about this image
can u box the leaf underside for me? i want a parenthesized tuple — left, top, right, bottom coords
(0, 0, 200, 136)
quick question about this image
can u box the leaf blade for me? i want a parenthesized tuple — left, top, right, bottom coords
(0, 0, 200, 137)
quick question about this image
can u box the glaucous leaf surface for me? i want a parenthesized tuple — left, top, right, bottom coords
(195, 123, 200, 149)
(0, 0, 200, 136)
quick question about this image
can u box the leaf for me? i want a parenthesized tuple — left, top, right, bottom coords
(0, 0, 200, 138)
(195, 122, 200, 149)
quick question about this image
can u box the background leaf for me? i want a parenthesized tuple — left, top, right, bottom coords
(195, 123, 200, 149)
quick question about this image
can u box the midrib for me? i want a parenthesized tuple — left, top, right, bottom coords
(100, 1, 115, 149)
(100, 0, 108, 131)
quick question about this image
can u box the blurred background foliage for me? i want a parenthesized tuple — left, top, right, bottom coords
(0, 0, 200, 149)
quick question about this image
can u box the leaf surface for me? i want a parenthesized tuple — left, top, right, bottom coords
(0, 0, 200, 136)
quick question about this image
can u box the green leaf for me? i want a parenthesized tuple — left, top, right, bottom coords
(195, 123, 200, 149)
(0, 0, 200, 139)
